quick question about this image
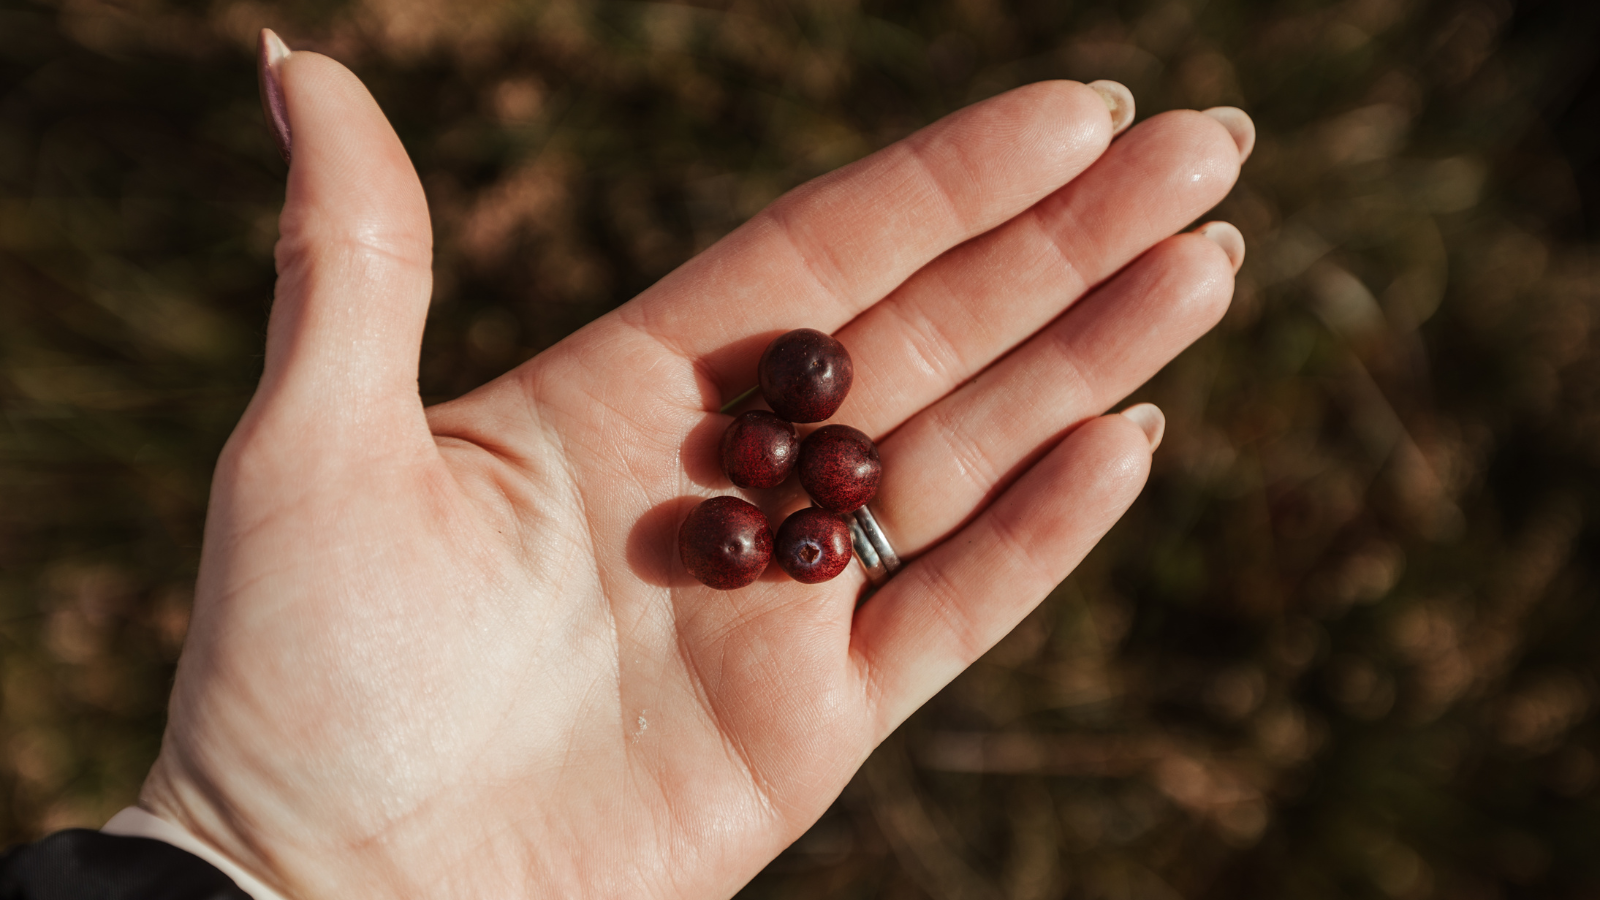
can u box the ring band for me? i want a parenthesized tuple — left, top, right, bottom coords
(850, 505, 901, 586)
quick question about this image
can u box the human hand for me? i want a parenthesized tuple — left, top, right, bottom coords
(136, 32, 1248, 900)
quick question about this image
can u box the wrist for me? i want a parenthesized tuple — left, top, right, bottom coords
(102, 806, 294, 900)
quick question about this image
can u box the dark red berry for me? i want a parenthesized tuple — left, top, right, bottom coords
(798, 424, 881, 513)
(679, 496, 773, 590)
(759, 328, 853, 423)
(774, 508, 854, 584)
(719, 410, 799, 489)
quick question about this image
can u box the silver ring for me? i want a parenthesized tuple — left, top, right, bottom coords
(850, 505, 901, 586)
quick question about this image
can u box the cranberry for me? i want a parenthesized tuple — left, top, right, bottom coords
(798, 424, 880, 513)
(679, 496, 772, 590)
(759, 328, 853, 423)
(719, 410, 799, 489)
(774, 507, 854, 583)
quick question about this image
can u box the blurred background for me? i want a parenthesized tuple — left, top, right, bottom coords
(2, 0, 1598, 896)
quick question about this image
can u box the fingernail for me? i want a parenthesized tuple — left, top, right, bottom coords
(258, 28, 292, 163)
(1201, 106, 1255, 162)
(1120, 403, 1165, 452)
(1088, 80, 1135, 136)
(1196, 221, 1246, 272)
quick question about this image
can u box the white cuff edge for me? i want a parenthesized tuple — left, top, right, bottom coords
(102, 807, 292, 900)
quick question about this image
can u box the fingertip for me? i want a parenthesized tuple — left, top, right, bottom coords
(1113, 109, 1243, 211)
(1117, 403, 1165, 452)
(258, 47, 434, 423)
(276, 50, 430, 251)
(257, 29, 292, 162)
(1087, 80, 1135, 136)
(1195, 220, 1246, 273)
(1201, 106, 1256, 162)
(1067, 411, 1156, 507)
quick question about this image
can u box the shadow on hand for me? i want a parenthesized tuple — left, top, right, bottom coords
(680, 411, 734, 489)
(627, 496, 705, 587)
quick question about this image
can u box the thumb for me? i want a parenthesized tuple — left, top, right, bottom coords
(253, 30, 433, 439)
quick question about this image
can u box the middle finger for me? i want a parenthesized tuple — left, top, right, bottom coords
(832, 109, 1244, 438)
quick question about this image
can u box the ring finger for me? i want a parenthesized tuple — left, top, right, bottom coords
(870, 224, 1240, 558)
(831, 107, 1249, 439)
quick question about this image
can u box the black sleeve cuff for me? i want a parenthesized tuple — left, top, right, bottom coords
(1, 829, 251, 900)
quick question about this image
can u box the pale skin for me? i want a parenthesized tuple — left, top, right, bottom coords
(136, 45, 1249, 900)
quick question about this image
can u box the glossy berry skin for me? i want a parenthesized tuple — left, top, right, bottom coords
(774, 507, 854, 584)
(679, 496, 772, 590)
(720, 410, 799, 489)
(798, 424, 881, 514)
(759, 328, 853, 423)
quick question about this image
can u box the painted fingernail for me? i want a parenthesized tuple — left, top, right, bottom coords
(258, 28, 292, 163)
(1120, 403, 1165, 452)
(1201, 106, 1254, 162)
(1088, 80, 1135, 136)
(1196, 221, 1246, 272)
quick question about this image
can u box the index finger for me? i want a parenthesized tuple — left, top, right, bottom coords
(615, 80, 1122, 405)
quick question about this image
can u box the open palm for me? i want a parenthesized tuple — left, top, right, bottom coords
(136, 46, 1247, 900)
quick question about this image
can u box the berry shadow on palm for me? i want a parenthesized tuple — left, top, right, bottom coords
(625, 495, 709, 588)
